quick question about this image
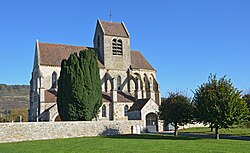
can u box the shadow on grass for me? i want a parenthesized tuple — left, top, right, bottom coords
(179, 132, 250, 141)
(103, 132, 250, 141)
(221, 135, 250, 141)
(102, 133, 202, 141)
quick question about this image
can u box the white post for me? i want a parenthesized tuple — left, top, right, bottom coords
(20, 115, 22, 122)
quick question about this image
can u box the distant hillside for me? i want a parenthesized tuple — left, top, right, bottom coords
(0, 84, 29, 110)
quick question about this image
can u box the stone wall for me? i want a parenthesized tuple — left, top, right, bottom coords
(0, 120, 143, 143)
(179, 123, 206, 130)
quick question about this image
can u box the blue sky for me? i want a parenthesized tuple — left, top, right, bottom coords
(0, 0, 249, 97)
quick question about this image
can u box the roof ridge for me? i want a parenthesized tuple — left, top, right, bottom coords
(39, 42, 88, 48)
(100, 20, 122, 24)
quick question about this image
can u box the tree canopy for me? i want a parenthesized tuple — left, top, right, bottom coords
(193, 74, 249, 139)
(159, 92, 193, 136)
(243, 94, 250, 109)
(57, 49, 102, 121)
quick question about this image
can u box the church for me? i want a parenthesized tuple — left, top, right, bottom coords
(29, 19, 162, 131)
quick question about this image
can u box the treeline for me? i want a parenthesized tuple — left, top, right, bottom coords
(0, 84, 29, 97)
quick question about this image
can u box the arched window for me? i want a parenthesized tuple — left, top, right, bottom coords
(52, 72, 57, 88)
(117, 76, 121, 90)
(124, 105, 129, 116)
(102, 105, 106, 117)
(112, 39, 123, 56)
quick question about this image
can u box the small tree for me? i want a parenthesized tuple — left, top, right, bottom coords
(193, 74, 249, 139)
(243, 94, 250, 127)
(243, 94, 250, 109)
(159, 92, 193, 136)
(57, 49, 102, 121)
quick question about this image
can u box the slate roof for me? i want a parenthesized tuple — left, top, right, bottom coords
(128, 98, 150, 112)
(102, 92, 135, 103)
(38, 42, 104, 68)
(38, 42, 155, 70)
(100, 21, 129, 38)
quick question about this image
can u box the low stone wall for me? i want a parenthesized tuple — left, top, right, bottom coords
(179, 123, 206, 130)
(0, 120, 143, 143)
(165, 123, 206, 131)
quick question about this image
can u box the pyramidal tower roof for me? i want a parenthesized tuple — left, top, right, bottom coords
(98, 19, 130, 38)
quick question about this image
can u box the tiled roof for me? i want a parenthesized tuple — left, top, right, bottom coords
(44, 90, 57, 103)
(100, 21, 129, 37)
(102, 92, 135, 103)
(38, 42, 104, 68)
(38, 43, 154, 70)
(128, 98, 150, 112)
(44, 90, 135, 103)
(131, 51, 155, 70)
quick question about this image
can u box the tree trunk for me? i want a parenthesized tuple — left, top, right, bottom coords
(215, 127, 219, 139)
(210, 127, 213, 132)
(174, 124, 178, 136)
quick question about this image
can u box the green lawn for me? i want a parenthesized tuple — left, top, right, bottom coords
(0, 134, 249, 153)
(180, 127, 250, 136)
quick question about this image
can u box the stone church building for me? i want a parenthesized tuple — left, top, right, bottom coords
(29, 19, 162, 131)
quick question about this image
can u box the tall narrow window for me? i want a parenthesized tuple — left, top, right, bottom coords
(135, 78, 139, 91)
(112, 39, 123, 55)
(124, 105, 128, 116)
(52, 72, 57, 88)
(102, 105, 106, 117)
(97, 35, 100, 48)
(117, 76, 121, 90)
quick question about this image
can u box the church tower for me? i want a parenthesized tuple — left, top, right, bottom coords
(93, 19, 131, 71)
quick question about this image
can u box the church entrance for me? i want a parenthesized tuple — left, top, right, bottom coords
(146, 113, 158, 132)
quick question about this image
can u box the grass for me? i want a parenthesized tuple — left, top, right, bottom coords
(0, 134, 250, 153)
(180, 127, 250, 136)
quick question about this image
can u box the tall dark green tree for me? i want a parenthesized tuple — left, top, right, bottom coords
(193, 74, 249, 139)
(159, 92, 193, 136)
(57, 49, 102, 121)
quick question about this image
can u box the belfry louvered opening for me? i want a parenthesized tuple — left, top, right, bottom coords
(112, 39, 123, 56)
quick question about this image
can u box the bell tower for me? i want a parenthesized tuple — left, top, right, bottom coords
(93, 19, 131, 71)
